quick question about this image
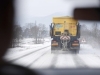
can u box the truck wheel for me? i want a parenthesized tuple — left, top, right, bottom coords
(73, 50, 77, 54)
(76, 49, 79, 54)
(51, 46, 54, 53)
(73, 49, 79, 54)
(51, 46, 54, 50)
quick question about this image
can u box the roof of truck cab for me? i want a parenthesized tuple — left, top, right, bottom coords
(53, 16, 74, 19)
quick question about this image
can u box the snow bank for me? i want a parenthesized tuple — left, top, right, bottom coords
(3, 38, 51, 61)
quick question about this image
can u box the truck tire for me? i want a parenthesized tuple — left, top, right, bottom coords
(76, 49, 79, 54)
(73, 50, 76, 54)
(73, 49, 79, 54)
(51, 46, 54, 50)
(51, 46, 54, 53)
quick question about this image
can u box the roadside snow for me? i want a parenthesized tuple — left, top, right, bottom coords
(80, 44, 100, 55)
(3, 38, 51, 61)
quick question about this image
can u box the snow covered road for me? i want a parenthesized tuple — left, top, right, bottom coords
(3, 38, 100, 69)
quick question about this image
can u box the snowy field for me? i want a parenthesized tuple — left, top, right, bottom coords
(3, 38, 100, 69)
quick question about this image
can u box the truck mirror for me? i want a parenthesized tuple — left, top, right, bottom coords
(73, 8, 100, 21)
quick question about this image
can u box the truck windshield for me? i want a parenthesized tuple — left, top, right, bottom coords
(55, 24, 62, 28)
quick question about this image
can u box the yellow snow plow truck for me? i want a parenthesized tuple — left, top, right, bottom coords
(50, 16, 81, 53)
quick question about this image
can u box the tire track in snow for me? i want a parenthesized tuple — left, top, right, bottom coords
(50, 54, 58, 68)
(27, 50, 49, 67)
(8, 46, 50, 62)
(72, 54, 88, 68)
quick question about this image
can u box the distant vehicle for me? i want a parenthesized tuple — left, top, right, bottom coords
(50, 16, 81, 53)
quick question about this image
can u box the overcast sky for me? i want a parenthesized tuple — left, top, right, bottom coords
(14, 0, 99, 26)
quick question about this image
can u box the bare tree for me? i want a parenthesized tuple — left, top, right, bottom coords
(10, 25, 23, 48)
(37, 24, 48, 43)
(81, 23, 100, 48)
(30, 24, 39, 44)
